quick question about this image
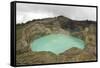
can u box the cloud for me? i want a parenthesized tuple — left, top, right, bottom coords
(16, 3, 96, 23)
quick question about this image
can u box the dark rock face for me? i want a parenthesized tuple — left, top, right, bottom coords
(16, 16, 97, 65)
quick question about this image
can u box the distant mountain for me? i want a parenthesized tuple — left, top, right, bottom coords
(17, 15, 96, 30)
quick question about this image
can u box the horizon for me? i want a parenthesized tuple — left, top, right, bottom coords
(16, 15, 96, 24)
(16, 3, 96, 24)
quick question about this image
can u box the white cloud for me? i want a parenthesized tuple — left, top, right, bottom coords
(16, 3, 96, 23)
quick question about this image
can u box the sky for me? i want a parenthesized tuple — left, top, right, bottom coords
(16, 3, 96, 23)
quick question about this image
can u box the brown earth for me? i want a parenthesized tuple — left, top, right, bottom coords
(16, 16, 97, 65)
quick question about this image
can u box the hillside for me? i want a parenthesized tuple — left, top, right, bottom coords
(16, 15, 97, 65)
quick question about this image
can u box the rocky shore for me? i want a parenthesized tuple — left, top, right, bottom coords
(16, 16, 97, 65)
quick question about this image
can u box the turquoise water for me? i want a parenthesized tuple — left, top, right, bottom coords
(31, 34, 85, 54)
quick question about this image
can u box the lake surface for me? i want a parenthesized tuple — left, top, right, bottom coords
(31, 34, 85, 54)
